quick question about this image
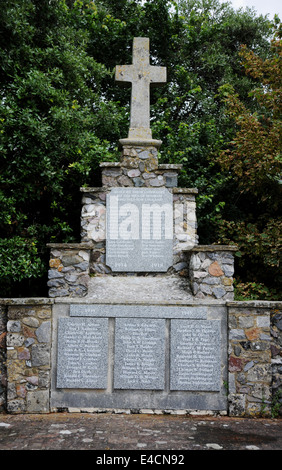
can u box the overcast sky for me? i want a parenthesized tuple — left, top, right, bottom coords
(141, 1, 281, 21)
(220, 0, 281, 19)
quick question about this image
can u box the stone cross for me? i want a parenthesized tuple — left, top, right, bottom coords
(115, 37, 166, 141)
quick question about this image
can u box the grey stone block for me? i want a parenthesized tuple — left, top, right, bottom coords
(56, 318, 108, 389)
(114, 318, 165, 390)
(170, 320, 221, 391)
(26, 391, 49, 413)
(31, 344, 50, 367)
(7, 320, 21, 333)
(69, 304, 208, 319)
(36, 321, 51, 343)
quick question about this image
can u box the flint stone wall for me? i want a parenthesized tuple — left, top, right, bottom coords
(78, 143, 198, 277)
(228, 301, 282, 417)
(0, 304, 6, 412)
(0, 299, 53, 413)
(188, 246, 237, 301)
(100, 145, 182, 190)
(47, 243, 92, 298)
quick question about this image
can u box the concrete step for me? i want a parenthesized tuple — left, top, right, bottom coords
(86, 275, 193, 303)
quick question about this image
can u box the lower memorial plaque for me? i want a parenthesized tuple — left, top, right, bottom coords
(56, 318, 108, 389)
(114, 318, 165, 390)
(170, 320, 221, 391)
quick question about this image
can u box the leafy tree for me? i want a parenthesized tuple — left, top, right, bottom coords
(151, 0, 274, 233)
(215, 30, 282, 299)
(93, 1, 275, 239)
(218, 34, 281, 195)
(0, 0, 279, 297)
(0, 0, 124, 295)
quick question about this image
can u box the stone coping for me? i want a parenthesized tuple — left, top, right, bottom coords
(0, 298, 281, 307)
(190, 245, 238, 252)
(172, 188, 198, 194)
(54, 298, 227, 306)
(46, 242, 94, 249)
(119, 138, 162, 148)
(0, 297, 54, 305)
(226, 300, 282, 308)
(80, 186, 108, 192)
(99, 162, 183, 170)
(99, 162, 121, 167)
(80, 186, 198, 194)
(159, 164, 183, 170)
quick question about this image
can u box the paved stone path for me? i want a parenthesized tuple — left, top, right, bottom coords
(0, 413, 281, 451)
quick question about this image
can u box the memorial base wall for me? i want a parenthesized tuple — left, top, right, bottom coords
(50, 301, 227, 413)
(1, 298, 281, 417)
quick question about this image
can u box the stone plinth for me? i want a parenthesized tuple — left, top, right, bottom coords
(79, 186, 198, 277)
(118, 142, 160, 173)
(1, 298, 281, 416)
(101, 161, 182, 189)
(47, 243, 92, 298)
(187, 245, 237, 301)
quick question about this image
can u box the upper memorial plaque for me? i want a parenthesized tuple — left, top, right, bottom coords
(106, 187, 173, 272)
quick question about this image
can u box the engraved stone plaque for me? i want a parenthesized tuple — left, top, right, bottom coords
(70, 304, 207, 319)
(170, 320, 221, 391)
(106, 187, 173, 272)
(57, 318, 108, 389)
(114, 318, 165, 390)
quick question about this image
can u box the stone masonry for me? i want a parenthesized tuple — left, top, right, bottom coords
(80, 189, 198, 278)
(271, 307, 282, 416)
(47, 140, 201, 291)
(47, 243, 92, 298)
(0, 304, 7, 413)
(188, 245, 237, 301)
(4, 300, 53, 414)
(228, 301, 282, 417)
(48, 138, 237, 297)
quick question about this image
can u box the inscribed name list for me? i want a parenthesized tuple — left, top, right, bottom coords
(106, 187, 173, 272)
(170, 320, 221, 391)
(56, 318, 108, 389)
(114, 318, 165, 390)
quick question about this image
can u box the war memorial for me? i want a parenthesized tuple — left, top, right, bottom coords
(1, 38, 281, 418)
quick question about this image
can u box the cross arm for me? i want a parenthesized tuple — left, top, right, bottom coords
(149, 65, 167, 87)
(115, 65, 134, 86)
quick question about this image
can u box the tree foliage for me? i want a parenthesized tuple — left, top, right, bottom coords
(218, 35, 281, 195)
(0, 0, 280, 298)
(215, 31, 282, 298)
(0, 0, 119, 294)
